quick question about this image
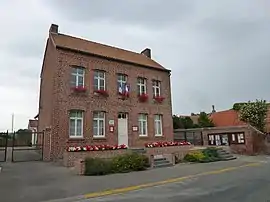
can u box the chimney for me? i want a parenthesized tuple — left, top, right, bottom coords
(212, 105, 216, 113)
(141, 48, 151, 58)
(49, 24, 59, 34)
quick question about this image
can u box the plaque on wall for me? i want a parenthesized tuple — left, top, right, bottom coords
(109, 120, 115, 126)
(132, 126, 138, 132)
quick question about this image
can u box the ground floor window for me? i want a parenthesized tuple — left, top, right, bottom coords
(154, 114, 163, 136)
(69, 110, 83, 138)
(138, 114, 148, 136)
(93, 111, 105, 138)
(208, 132, 245, 146)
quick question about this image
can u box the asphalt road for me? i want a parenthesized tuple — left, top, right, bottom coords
(80, 160, 270, 202)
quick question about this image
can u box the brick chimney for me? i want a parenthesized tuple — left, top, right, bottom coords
(49, 24, 58, 34)
(141, 48, 151, 58)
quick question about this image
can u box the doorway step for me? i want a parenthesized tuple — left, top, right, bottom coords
(217, 148, 237, 161)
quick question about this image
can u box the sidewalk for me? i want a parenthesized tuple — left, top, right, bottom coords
(1, 155, 268, 202)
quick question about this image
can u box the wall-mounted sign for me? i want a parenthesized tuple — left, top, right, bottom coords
(132, 126, 138, 132)
(109, 120, 115, 126)
(109, 126, 114, 132)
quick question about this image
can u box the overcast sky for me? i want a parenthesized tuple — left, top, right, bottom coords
(1, 0, 270, 131)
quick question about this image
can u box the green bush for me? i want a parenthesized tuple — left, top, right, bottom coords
(84, 158, 112, 176)
(84, 153, 150, 176)
(184, 151, 206, 162)
(184, 148, 221, 163)
(111, 153, 149, 173)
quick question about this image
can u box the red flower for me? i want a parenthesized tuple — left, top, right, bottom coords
(94, 89, 109, 97)
(138, 93, 149, 102)
(144, 141, 191, 148)
(72, 86, 87, 93)
(153, 96, 165, 103)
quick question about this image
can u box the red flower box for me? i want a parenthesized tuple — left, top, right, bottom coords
(72, 86, 87, 93)
(119, 92, 129, 99)
(144, 141, 191, 148)
(94, 89, 109, 97)
(138, 93, 149, 102)
(67, 144, 128, 152)
(153, 96, 165, 103)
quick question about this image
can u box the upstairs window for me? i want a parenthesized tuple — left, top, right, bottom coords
(71, 67, 85, 87)
(152, 80, 161, 97)
(94, 70, 105, 90)
(117, 74, 127, 93)
(137, 77, 147, 95)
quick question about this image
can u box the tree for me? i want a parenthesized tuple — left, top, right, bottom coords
(198, 112, 214, 127)
(239, 99, 268, 131)
(173, 115, 184, 129)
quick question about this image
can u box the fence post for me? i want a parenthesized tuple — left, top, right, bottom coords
(4, 130, 8, 162)
(11, 132, 15, 162)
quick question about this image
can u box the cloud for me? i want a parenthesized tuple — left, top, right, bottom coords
(1, 0, 270, 131)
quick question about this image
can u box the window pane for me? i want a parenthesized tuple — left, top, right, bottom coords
(142, 121, 146, 135)
(78, 76, 84, 86)
(77, 68, 84, 75)
(69, 119, 76, 136)
(76, 111, 83, 118)
(93, 127, 98, 136)
(71, 75, 77, 87)
(94, 78, 99, 90)
(100, 79, 105, 89)
(76, 120, 82, 136)
(94, 71, 99, 78)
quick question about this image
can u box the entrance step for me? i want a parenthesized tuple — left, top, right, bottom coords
(153, 155, 173, 169)
(216, 148, 237, 161)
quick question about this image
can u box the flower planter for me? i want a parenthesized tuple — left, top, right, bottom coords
(153, 96, 165, 103)
(67, 144, 128, 152)
(138, 93, 149, 103)
(72, 86, 87, 93)
(94, 90, 109, 97)
(145, 141, 191, 148)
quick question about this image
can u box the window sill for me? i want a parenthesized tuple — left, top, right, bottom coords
(93, 137, 107, 140)
(154, 135, 164, 138)
(139, 135, 148, 138)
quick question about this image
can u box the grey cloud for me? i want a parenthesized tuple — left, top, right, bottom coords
(43, 0, 194, 28)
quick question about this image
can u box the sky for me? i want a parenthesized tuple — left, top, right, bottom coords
(0, 0, 270, 131)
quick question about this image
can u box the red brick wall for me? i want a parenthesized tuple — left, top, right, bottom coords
(41, 39, 173, 160)
(64, 145, 193, 167)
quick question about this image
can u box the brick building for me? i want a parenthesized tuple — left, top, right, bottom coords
(38, 24, 173, 160)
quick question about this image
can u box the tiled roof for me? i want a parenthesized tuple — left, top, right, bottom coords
(209, 109, 246, 127)
(50, 33, 168, 71)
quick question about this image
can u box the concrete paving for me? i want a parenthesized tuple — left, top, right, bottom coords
(78, 158, 270, 202)
(0, 155, 270, 202)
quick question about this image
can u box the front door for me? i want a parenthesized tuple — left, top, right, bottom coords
(118, 113, 128, 147)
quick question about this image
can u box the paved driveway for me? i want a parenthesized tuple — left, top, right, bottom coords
(0, 155, 270, 202)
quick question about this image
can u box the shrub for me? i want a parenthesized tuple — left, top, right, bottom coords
(184, 151, 206, 162)
(84, 153, 150, 176)
(84, 158, 112, 176)
(111, 153, 149, 173)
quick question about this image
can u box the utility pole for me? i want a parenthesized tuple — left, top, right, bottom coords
(11, 113, 14, 133)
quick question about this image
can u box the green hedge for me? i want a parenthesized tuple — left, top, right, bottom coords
(184, 147, 221, 163)
(84, 153, 150, 176)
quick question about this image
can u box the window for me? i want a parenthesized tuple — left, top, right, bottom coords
(152, 80, 161, 97)
(69, 111, 83, 138)
(230, 133, 245, 144)
(137, 77, 147, 95)
(154, 114, 163, 136)
(93, 111, 105, 137)
(138, 114, 148, 136)
(71, 67, 85, 87)
(94, 71, 105, 90)
(117, 74, 127, 93)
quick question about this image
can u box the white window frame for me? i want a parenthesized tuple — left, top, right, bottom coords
(152, 80, 161, 97)
(138, 113, 148, 136)
(93, 111, 105, 138)
(117, 74, 127, 90)
(71, 67, 85, 87)
(137, 77, 147, 95)
(154, 114, 163, 136)
(69, 111, 83, 138)
(94, 71, 105, 90)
